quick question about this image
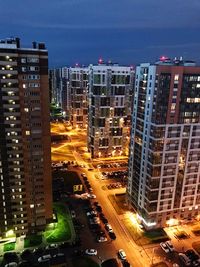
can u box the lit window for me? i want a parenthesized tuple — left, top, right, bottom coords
(21, 58, 26, 63)
(171, 103, 176, 110)
(174, 75, 179, 81)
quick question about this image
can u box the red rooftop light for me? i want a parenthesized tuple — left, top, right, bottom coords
(160, 56, 168, 61)
(98, 58, 103, 64)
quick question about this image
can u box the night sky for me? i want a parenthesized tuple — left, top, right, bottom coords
(1, 0, 200, 67)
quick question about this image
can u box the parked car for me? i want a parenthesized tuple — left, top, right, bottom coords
(160, 242, 170, 253)
(109, 231, 116, 240)
(5, 263, 18, 267)
(122, 260, 131, 267)
(96, 205, 102, 212)
(53, 253, 65, 258)
(96, 230, 106, 237)
(185, 249, 199, 261)
(38, 255, 51, 263)
(105, 223, 113, 232)
(87, 194, 96, 199)
(178, 253, 191, 266)
(97, 236, 107, 242)
(165, 241, 174, 252)
(59, 242, 70, 249)
(85, 249, 97, 256)
(118, 249, 126, 260)
(3, 252, 19, 264)
(20, 249, 33, 262)
(86, 210, 97, 217)
(101, 217, 108, 224)
(46, 244, 58, 250)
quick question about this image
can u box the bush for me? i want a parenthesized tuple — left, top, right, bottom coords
(3, 242, 15, 252)
(24, 235, 42, 248)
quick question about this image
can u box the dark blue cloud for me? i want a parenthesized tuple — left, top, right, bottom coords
(0, 0, 200, 66)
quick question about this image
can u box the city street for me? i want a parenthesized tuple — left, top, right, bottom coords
(51, 122, 200, 267)
(51, 122, 155, 266)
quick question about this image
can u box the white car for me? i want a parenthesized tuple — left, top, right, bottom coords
(86, 210, 97, 216)
(165, 240, 174, 252)
(105, 223, 113, 232)
(92, 217, 100, 223)
(97, 236, 107, 243)
(87, 194, 96, 199)
(118, 249, 126, 260)
(160, 242, 170, 253)
(53, 253, 65, 258)
(5, 263, 18, 267)
(85, 249, 97, 256)
(46, 243, 58, 250)
(38, 254, 51, 262)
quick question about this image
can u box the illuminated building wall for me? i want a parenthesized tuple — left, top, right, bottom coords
(128, 58, 200, 229)
(49, 67, 69, 114)
(88, 63, 134, 158)
(69, 67, 89, 128)
(0, 38, 52, 237)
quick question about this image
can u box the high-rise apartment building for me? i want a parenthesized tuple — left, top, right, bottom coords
(0, 38, 52, 237)
(49, 67, 69, 113)
(69, 67, 88, 128)
(88, 63, 134, 158)
(128, 57, 200, 229)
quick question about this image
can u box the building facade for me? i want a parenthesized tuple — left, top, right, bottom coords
(128, 58, 200, 229)
(49, 67, 69, 113)
(0, 38, 52, 236)
(69, 67, 88, 128)
(88, 63, 134, 158)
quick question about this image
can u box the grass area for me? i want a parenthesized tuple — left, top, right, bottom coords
(123, 218, 169, 246)
(24, 235, 42, 248)
(3, 242, 15, 252)
(193, 241, 200, 254)
(44, 203, 72, 243)
(108, 194, 128, 215)
(71, 256, 99, 267)
(145, 228, 167, 239)
(152, 263, 168, 267)
(122, 217, 142, 244)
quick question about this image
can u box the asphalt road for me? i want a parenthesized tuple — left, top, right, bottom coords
(51, 123, 151, 266)
(52, 122, 195, 267)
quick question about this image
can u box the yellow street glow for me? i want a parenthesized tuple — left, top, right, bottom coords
(166, 218, 179, 227)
